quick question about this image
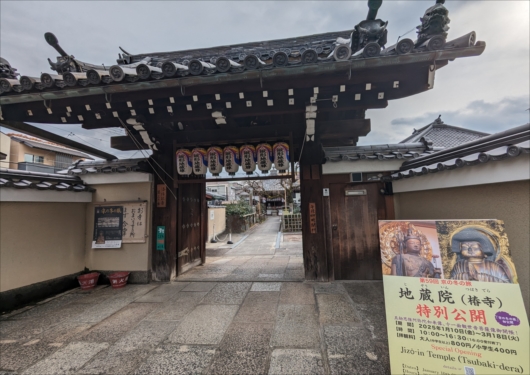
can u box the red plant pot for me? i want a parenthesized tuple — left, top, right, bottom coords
(108, 272, 130, 289)
(77, 272, 100, 290)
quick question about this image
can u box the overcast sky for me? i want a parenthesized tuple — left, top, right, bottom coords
(1, 0, 529, 159)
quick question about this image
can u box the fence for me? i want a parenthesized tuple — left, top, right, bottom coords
(282, 213, 302, 232)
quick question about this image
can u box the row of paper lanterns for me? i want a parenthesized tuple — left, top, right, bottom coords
(176, 143, 290, 176)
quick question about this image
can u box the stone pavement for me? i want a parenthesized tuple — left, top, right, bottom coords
(0, 219, 390, 374)
(178, 217, 305, 282)
(0, 281, 390, 375)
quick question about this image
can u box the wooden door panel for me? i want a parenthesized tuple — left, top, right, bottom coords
(330, 182, 385, 280)
(178, 183, 204, 274)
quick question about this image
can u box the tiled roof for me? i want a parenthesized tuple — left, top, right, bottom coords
(400, 117, 489, 148)
(0, 168, 93, 192)
(0, 28, 482, 97)
(324, 138, 441, 162)
(384, 124, 530, 182)
(57, 158, 148, 176)
(10, 134, 93, 159)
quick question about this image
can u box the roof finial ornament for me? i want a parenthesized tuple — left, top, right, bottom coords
(350, 0, 388, 58)
(415, 0, 450, 49)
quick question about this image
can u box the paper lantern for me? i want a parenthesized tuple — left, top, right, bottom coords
(256, 143, 273, 174)
(176, 149, 192, 176)
(223, 146, 241, 176)
(273, 142, 290, 171)
(207, 146, 224, 176)
(240, 145, 257, 175)
(191, 148, 208, 175)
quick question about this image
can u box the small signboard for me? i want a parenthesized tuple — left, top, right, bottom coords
(379, 220, 529, 375)
(156, 226, 165, 251)
(309, 202, 317, 234)
(92, 206, 123, 248)
(157, 184, 167, 208)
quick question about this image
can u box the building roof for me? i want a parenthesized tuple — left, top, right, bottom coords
(324, 137, 441, 162)
(0, 168, 93, 192)
(400, 116, 489, 148)
(383, 123, 530, 182)
(57, 158, 149, 175)
(0, 26, 484, 102)
(9, 133, 94, 159)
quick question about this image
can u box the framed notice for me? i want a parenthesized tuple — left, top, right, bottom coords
(122, 202, 147, 243)
(92, 206, 123, 248)
(92, 201, 147, 248)
(379, 220, 529, 375)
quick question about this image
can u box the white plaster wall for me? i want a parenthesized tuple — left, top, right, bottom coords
(85, 181, 153, 272)
(0, 202, 86, 292)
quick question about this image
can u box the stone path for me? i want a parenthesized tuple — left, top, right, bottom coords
(0, 281, 390, 374)
(0, 218, 390, 374)
(178, 217, 304, 282)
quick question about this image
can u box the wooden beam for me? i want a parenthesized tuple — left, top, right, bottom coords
(110, 135, 148, 151)
(0, 120, 117, 160)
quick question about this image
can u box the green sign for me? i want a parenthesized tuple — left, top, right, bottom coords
(156, 226, 165, 251)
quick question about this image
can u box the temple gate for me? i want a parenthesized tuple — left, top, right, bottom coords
(0, 0, 485, 281)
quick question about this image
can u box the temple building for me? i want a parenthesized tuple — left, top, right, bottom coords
(7, 0, 528, 312)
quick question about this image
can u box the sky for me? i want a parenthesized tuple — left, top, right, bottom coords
(1, 0, 529, 160)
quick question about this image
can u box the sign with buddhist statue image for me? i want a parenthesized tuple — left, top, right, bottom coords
(379, 220, 529, 375)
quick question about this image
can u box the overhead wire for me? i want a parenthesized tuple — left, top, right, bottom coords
(116, 116, 177, 200)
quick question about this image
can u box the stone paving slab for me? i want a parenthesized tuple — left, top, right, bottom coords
(133, 344, 216, 375)
(324, 325, 390, 375)
(181, 282, 217, 292)
(342, 282, 385, 305)
(316, 294, 361, 325)
(146, 292, 207, 321)
(169, 304, 239, 345)
(280, 282, 315, 305)
(234, 292, 279, 323)
(250, 282, 282, 292)
(313, 282, 348, 295)
(271, 304, 320, 348)
(269, 349, 325, 375)
(11, 293, 84, 320)
(0, 340, 59, 372)
(201, 282, 251, 305)
(80, 303, 159, 343)
(41, 321, 94, 344)
(135, 283, 188, 303)
(79, 320, 181, 375)
(22, 341, 108, 375)
(79, 350, 147, 375)
(208, 323, 273, 375)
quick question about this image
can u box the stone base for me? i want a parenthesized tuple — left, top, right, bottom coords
(96, 270, 151, 285)
(0, 271, 82, 313)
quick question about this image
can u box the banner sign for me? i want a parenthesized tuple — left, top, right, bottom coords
(92, 206, 123, 248)
(379, 220, 529, 375)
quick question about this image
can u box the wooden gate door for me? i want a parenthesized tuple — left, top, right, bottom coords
(329, 182, 386, 280)
(177, 183, 206, 274)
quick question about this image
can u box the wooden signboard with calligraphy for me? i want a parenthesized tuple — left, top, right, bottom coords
(309, 202, 317, 234)
(157, 184, 167, 208)
(122, 202, 147, 243)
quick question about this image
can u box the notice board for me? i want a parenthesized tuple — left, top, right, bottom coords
(378, 220, 529, 375)
(92, 202, 147, 248)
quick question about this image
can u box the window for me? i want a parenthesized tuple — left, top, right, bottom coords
(24, 154, 44, 163)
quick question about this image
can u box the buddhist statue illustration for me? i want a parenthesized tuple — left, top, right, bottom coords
(449, 229, 511, 283)
(391, 224, 441, 278)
